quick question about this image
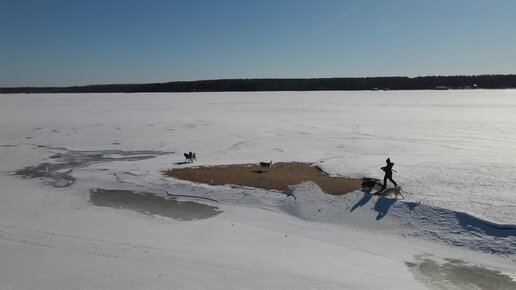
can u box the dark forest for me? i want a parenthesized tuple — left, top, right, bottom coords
(2, 74, 515, 94)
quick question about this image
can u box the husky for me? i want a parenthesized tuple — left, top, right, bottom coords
(378, 186, 404, 199)
(259, 160, 272, 172)
(184, 152, 196, 163)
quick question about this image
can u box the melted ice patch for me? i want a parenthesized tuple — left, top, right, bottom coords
(407, 254, 516, 290)
(90, 189, 222, 220)
(13, 147, 172, 187)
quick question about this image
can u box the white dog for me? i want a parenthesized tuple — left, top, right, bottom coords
(379, 186, 404, 199)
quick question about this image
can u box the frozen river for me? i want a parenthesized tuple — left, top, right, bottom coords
(1, 90, 515, 289)
(2, 90, 515, 223)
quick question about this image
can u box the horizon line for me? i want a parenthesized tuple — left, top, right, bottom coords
(2, 73, 516, 89)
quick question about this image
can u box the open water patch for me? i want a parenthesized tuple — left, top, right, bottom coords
(89, 189, 222, 220)
(406, 254, 516, 290)
(13, 147, 173, 187)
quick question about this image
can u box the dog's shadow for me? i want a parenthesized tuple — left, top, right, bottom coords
(252, 170, 267, 174)
(174, 161, 190, 165)
(374, 197, 397, 220)
(350, 188, 374, 212)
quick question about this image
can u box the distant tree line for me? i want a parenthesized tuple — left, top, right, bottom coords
(1, 74, 516, 94)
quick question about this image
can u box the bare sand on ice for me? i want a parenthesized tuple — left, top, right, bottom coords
(166, 162, 371, 195)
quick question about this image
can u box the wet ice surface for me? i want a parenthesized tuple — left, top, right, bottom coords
(13, 147, 173, 187)
(90, 189, 222, 220)
(407, 254, 516, 290)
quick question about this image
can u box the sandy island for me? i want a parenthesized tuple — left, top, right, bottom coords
(165, 162, 376, 195)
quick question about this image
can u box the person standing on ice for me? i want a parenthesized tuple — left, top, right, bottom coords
(380, 157, 397, 191)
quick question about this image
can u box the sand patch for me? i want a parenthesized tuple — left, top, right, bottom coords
(165, 162, 366, 195)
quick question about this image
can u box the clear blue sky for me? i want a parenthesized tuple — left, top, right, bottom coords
(1, 0, 516, 86)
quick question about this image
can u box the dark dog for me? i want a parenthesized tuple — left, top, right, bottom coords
(184, 152, 196, 163)
(361, 180, 377, 188)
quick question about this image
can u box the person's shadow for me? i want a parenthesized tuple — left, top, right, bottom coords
(350, 189, 374, 212)
(373, 197, 397, 220)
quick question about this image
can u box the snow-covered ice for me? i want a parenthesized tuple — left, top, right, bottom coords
(1, 90, 515, 289)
